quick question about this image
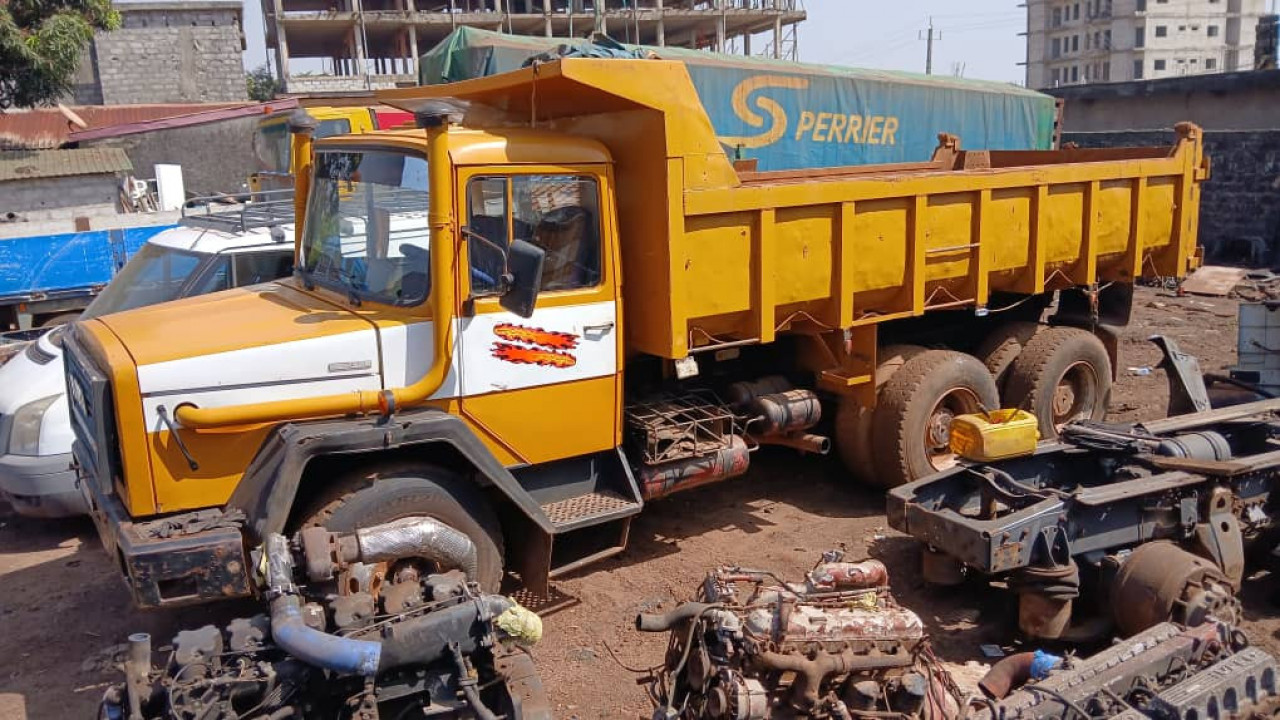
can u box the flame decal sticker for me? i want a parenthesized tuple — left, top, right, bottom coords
(491, 342, 577, 368)
(492, 323, 580, 351)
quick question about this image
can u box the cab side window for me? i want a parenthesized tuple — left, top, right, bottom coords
(466, 176, 510, 296)
(234, 250, 294, 287)
(513, 175, 601, 292)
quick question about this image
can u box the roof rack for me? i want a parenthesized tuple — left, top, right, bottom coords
(180, 188, 296, 234)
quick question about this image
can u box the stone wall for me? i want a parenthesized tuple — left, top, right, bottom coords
(90, 2, 247, 105)
(88, 115, 262, 197)
(1065, 129, 1280, 266)
(1, 175, 120, 223)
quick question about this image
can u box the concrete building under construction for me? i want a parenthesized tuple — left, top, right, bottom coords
(263, 0, 806, 93)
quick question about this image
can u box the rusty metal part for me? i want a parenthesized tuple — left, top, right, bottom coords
(637, 435, 750, 500)
(1110, 541, 1237, 637)
(635, 602, 720, 633)
(752, 431, 831, 455)
(744, 389, 822, 435)
(493, 648, 554, 720)
(626, 392, 738, 464)
(726, 376, 793, 406)
(300, 515, 481, 584)
(978, 652, 1036, 700)
(756, 648, 914, 709)
(125, 632, 151, 720)
(1193, 486, 1246, 587)
(1009, 562, 1079, 640)
(808, 559, 888, 590)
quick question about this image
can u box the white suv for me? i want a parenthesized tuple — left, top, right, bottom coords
(0, 222, 294, 517)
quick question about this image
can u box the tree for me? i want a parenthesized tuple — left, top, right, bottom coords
(0, 0, 120, 110)
(246, 64, 281, 102)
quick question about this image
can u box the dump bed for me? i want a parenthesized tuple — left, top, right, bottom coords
(382, 58, 1206, 360)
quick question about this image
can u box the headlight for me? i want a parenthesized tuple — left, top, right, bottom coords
(9, 394, 59, 456)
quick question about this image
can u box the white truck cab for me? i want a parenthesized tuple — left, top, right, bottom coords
(0, 221, 295, 517)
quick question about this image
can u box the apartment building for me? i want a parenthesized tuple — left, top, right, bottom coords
(1026, 0, 1267, 88)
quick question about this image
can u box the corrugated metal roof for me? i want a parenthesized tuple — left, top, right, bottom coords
(0, 148, 133, 182)
(0, 103, 254, 150)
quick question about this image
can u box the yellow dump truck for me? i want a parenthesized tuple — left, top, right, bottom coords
(65, 59, 1207, 608)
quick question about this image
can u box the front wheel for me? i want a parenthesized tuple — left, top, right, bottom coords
(299, 465, 505, 592)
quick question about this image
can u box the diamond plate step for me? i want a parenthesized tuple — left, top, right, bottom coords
(540, 490, 641, 531)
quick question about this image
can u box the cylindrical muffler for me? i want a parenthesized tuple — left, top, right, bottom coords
(748, 389, 822, 435)
(637, 436, 750, 500)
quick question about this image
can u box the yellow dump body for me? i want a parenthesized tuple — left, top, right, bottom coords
(381, 59, 1207, 361)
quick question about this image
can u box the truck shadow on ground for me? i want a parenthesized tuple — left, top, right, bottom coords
(566, 449, 893, 579)
(0, 500, 256, 720)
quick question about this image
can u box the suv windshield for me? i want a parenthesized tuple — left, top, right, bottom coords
(83, 244, 213, 318)
(300, 149, 431, 306)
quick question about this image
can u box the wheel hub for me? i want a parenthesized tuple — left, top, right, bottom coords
(927, 409, 954, 450)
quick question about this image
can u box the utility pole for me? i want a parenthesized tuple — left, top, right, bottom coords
(920, 17, 940, 75)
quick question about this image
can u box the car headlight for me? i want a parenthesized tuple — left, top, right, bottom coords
(9, 394, 59, 456)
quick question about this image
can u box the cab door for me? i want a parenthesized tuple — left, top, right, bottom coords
(454, 167, 621, 466)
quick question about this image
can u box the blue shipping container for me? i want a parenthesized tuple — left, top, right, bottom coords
(419, 28, 1057, 172)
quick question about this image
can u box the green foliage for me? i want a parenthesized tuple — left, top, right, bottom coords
(246, 63, 280, 102)
(0, 0, 120, 109)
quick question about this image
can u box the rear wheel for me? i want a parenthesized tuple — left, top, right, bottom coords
(835, 344, 926, 487)
(974, 321, 1044, 392)
(1004, 327, 1111, 439)
(298, 465, 505, 592)
(871, 350, 1000, 488)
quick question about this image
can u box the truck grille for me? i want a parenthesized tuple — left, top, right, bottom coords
(64, 329, 119, 497)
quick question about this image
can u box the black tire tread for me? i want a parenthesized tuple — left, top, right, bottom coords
(974, 321, 1044, 390)
(1004, 326, 1112, 439)
(871, 350, 999, 488)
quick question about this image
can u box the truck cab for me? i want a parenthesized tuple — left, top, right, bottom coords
(250, 105, 413, 194)
(66, 59, 1204, 609)
(0, 219, 295, 517)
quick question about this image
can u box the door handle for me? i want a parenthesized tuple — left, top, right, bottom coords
(583, 321, 615, 333)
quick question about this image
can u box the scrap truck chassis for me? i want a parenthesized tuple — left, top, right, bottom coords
(888, 397, 1280, 641)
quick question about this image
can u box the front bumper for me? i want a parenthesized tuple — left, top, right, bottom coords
(76, 450, 255, 609)
(0, 451, 87, 518)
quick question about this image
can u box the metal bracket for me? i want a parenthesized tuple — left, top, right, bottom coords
(1151, 335, 1211, 415)
(1193, 487, 1245, 588)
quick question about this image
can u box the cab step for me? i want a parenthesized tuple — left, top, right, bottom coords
(512, 449, 643, 594)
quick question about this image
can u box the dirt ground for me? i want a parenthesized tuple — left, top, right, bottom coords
(2, 285, 1276, 719)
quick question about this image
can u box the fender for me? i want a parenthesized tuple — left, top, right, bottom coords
(226, 408, 554, 544)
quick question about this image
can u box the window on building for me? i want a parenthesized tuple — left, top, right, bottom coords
(1206, 57, 1218, 69)
(1134, 59, 1144, 79)
(1085, 33, 1091, 49)
(1155, 25, 1167, 38)
(1136, 0, 1146, 10)
(1208, 25, 1220, 37)
(1073, 3, 1080, 19)
(1053, 7, 1062, 26)
(1154, 59, 1167, 70)
(1135, 26, 1145, 47)
(1104, 29, 1112, 48)
(1094, 31, 1100, 48)
(1071, 65, 1079, 82)
(1072, 35, 1080, 51)
(1103, 63, 1111, 80)
(1052, 68, 1061, 85)
(1156, 0, 1168, 3)
(1052, 37, 1062, 58)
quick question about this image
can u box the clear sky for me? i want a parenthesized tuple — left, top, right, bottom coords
(241, 0, 1028, 85)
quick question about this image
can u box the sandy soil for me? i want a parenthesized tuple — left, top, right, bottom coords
(1, 286, 1275, 719)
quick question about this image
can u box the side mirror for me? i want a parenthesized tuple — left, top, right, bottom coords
(500, 238, 545, 319)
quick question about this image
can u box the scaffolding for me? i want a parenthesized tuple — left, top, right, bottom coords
(263, 0, 807, 92)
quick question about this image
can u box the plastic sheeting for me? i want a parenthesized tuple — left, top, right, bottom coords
(0, 223, 174, 300)
(418, 28, 1057, 171)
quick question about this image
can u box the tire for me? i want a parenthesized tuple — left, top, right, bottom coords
(298, 465, 505, 592)
(870, 350, 1000, 488)
(1004, 327, 1112, 439)
(974, 321, 1044, 392)
(835, 344, 926, 486)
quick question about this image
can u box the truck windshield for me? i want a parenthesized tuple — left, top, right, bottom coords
(82, 244, 214, 319)
(253, 118, 354, 174)
(299, 149, 431, 306)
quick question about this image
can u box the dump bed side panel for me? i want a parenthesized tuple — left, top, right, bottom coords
(638, 133, 1205, 360)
